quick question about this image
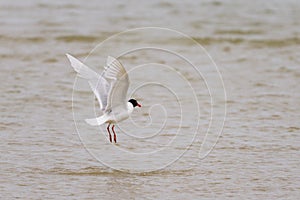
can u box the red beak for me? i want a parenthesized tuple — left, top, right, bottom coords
(137, 103, 141, 107)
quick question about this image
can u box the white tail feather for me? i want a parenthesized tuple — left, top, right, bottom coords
(85, 115, 108, 126)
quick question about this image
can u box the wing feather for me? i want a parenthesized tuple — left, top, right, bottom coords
(66, 54, 110, 110)
(103, 56, 129, 111)
(66, 54, 129, 113)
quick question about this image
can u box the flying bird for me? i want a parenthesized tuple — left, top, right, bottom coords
(66, 54, 141, 143)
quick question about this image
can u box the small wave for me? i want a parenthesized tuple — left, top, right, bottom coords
(186, 37, 300, 47)
(287, 126, 300, 132)
(253, 82, 269, 87)
(55, 32, 116, 43)
(0, 35, 45, 43)
(43, 58, 58, 63)
(55, 35, 99, 43)
(48, 166, 119, 176)
(135, 168, 194, 176)
(250, 37, 300, 47)
(154, 2, 173, 8)
(0, 122, 23, 130)
(46, 166, 194, 176)
(192, 37, 244, 45)
(215, 29, 263, 35)
(37, 3, 78, 9)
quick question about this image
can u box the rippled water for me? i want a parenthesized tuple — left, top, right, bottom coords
(1, 0, 300, 199)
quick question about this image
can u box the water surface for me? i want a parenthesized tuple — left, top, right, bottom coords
(1, 0, 299, 199)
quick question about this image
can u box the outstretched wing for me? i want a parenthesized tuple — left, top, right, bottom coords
(103, 56, 129, 112)
(66, 54, 110, 111)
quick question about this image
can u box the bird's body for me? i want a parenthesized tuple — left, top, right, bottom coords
(85, 102, 134, 126)
(66, 54, 141, 143)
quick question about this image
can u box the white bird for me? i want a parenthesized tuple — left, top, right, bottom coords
(66, 54, 141, 143)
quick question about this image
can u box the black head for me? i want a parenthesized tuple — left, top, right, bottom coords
(128, 99, 141, 107)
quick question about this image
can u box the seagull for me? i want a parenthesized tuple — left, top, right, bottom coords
(66, 54, 141, 143)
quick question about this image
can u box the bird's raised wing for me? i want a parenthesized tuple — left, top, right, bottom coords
(103, 56, 129, 112)
(66, 54, 110, 111)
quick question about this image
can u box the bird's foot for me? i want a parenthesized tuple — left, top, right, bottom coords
(112, 125, 117, 143)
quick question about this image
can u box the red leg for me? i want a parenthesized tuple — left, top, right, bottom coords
(106, 124, 112, 143)
(112, 125, 117, 143)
